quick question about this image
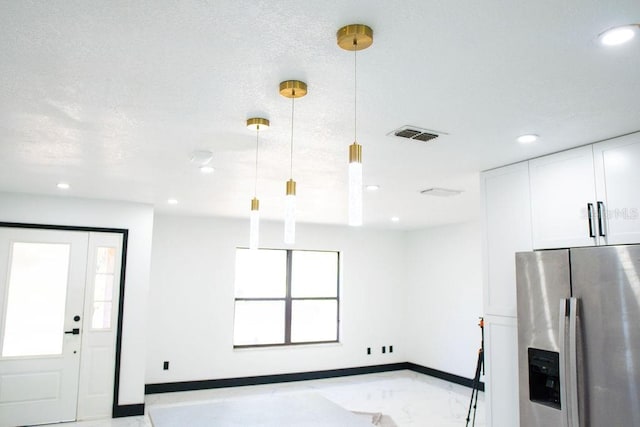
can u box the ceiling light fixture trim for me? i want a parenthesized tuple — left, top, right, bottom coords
(598, 24, 639, 46)
(517, 134, 539, 144)
(338, 23, 373, 227)
(280, 81, 306, 245)
(247, 117, 269, 250)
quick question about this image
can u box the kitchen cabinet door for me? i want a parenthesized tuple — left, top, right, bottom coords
(593, 132, 640, 245)
(481, 162, 532, 317)
(529, 146, 599, 249)
(484, 315, 519, 427)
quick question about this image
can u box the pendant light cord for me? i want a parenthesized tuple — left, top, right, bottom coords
(254, 127, 260, 197)
(353, 40, 358, 143)
(290, 96, 295, 179)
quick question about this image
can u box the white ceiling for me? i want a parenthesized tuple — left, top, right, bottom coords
(1, 0, 638, 230)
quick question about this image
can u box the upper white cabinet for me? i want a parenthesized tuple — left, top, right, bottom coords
(481, 162, 532, 317)
(529, 146, 601, 249)
(530, 133, 640, 249)
(593, 132, 640, 245)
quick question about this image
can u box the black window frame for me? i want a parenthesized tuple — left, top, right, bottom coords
(233, 248, 340, 349)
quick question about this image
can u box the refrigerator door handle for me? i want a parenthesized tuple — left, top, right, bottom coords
(559, 298, 569, 427)
(568, 297, 580, 427)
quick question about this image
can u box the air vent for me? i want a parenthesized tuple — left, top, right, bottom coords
(388, 125, 446, 143)
(420, 188, 463, 197)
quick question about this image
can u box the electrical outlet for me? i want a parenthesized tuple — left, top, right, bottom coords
(367, 347, 371, 355)
(163, 361, 169, 370)
(382, 346, 386, 354)
(390, 345, 393, 353)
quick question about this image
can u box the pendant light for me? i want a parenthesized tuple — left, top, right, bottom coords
(337, 24, 373, 227)
(279, 80, 307, 245)
(246, 117, 270, 250)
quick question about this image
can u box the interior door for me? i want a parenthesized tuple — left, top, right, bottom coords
(0, 228, 88, 427)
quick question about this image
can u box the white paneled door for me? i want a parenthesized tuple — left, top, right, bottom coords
(0, 227, 122, 426)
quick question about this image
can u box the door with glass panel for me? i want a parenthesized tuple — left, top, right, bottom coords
(0, 228, 88, 426)
(0, 228, 123, 427)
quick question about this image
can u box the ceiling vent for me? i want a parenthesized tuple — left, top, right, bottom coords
(388, 125, 446, 143)
(420, 187, 463, 197)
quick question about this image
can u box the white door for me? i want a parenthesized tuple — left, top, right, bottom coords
(77, 232, 123, 420)
(593, 132, 640, 245)
(0, 228, 88, 427)
(529, 145, 600, 249)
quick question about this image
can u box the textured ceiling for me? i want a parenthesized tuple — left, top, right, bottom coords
(0, 0, 639, 229)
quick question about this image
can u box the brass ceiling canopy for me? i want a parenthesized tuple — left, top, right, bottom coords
(337, 24, 373, 51)
(246, 117, 270, 130)
(279, 80, 308, 98)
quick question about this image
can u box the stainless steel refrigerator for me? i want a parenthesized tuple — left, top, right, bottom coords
(516, 245, 640, 427)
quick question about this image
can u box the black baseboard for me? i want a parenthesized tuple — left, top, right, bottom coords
(407, 362, 485, 391)
(145, 363, 407, 394)
(145, 361, 484, 395)
(113, 403, 145, 418)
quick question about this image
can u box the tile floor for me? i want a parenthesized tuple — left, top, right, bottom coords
(59, 370, 484, 426)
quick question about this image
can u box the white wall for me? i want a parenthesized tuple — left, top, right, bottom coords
(145, 214, 407, 384)
(0, 192, 154, 405)
(404, 221, 483, 378)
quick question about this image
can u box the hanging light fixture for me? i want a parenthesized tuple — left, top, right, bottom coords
(337, 24, 373, 227)
(246, 117, 270, 250)
(279, 80, 307, 245)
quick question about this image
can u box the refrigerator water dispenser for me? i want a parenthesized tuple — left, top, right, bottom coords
(528, 348, 561, 409)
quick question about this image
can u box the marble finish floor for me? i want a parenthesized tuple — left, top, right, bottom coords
(58, 370, 484, 426)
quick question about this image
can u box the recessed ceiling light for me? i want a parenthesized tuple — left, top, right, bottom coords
(199, 166, 215, 174)
(391, 216, 400, 222)
(366, 185, 380, 191)
(599, 25, 637, 46)
(57, 182, 70, 190)
(517, 134, 538, 144)
(167, 198, 178, 205)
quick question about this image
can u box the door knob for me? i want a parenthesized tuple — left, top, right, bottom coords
(65, 328, 80, 335)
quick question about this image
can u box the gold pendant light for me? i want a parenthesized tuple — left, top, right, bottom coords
(337, 24, 373, 227)
(247, 117, 269, 250)
(279, 80, 307, 245)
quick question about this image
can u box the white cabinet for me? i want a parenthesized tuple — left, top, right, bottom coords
(481, 162, 533, 317)
(530, 133, 640, 250)
(529, 146, 601, 249)
(593, 132, 640, 245)
(484, 315, 519, 427)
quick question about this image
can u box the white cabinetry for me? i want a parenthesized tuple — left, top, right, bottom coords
(484, 315, 519, 427)
(530, 132, 640, 249)
(593, 132, 640, 245)
(482, 132, 640, 427)
(529, 146, 600, 249)
(481, 162, 532, 317)
(481, 162, 531, 427)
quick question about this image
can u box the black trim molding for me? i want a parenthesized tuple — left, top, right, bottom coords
(145, 362, 484, 395)
(406, 362, 485, 392)
(113, 404, 145, 418)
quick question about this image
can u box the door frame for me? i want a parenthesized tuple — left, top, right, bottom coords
(0, 221, 130, 419)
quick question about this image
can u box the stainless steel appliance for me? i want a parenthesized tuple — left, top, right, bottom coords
(516, 245, 640, 426)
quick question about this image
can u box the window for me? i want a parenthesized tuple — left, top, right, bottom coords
(2, 242, 70, 357)
(91, 247, 117, 330)
(233, 248, 339, 347)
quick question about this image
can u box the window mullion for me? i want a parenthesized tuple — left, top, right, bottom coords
(284, 249, 293, 344)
